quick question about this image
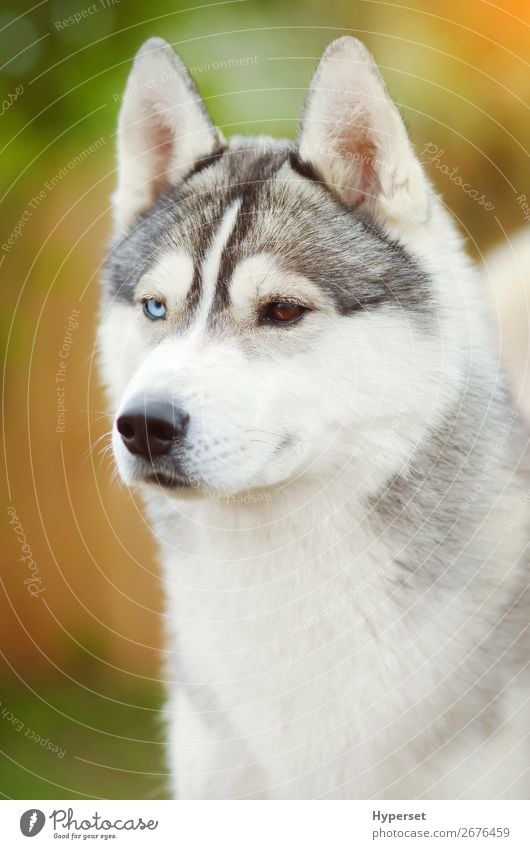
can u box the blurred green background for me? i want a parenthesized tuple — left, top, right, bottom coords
(1, 0, 529, 799)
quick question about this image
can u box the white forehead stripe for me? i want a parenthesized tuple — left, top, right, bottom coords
(195, 197, 241, 327)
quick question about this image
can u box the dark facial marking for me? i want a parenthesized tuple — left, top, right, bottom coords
(103, 138, 433, 328)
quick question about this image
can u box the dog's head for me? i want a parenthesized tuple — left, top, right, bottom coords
(100, 37, 466, 499)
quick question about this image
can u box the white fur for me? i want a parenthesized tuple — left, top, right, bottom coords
(483, 230, 530, 421)
(139, 249, 195, 307)
(194, 198, 241, 329)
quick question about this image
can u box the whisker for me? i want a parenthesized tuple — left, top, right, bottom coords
(84, 430, 113, 466)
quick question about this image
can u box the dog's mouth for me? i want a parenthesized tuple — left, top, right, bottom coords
(143, 469, 194, 490)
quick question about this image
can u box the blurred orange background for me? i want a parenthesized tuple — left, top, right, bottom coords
(1, 0, 528, 797)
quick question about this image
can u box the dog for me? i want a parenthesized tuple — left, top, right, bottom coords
(98, 36, 529, 799)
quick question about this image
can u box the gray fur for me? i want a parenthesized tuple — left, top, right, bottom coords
(102, 139, 431, 324)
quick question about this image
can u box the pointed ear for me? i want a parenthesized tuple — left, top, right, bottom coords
(298, 37, 428, 229)
(114, 37, 224, 230)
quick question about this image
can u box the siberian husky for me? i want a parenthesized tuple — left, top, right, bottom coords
(99, 36, 529, 799)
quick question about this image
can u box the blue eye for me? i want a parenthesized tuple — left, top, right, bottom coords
(143, 298, 167, 320)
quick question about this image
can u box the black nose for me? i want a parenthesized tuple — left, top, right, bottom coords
(116, 399, 189, 459)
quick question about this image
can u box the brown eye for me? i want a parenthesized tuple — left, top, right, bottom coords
(260, 301, 308, 325)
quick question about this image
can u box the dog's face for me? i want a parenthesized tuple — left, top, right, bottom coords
(100, 37, 455, 498)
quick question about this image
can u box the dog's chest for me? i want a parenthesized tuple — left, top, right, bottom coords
(144, 484, 527, 798)
(153, 499, 456, 794)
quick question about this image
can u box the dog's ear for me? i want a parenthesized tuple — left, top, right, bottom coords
(114, 37, 224, 230)
(298, 37, 428, 231)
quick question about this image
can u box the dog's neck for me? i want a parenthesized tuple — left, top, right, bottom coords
(141, 465, 421, 666)
(143, 466, 379, 552)
(144, 472, 393, 647)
